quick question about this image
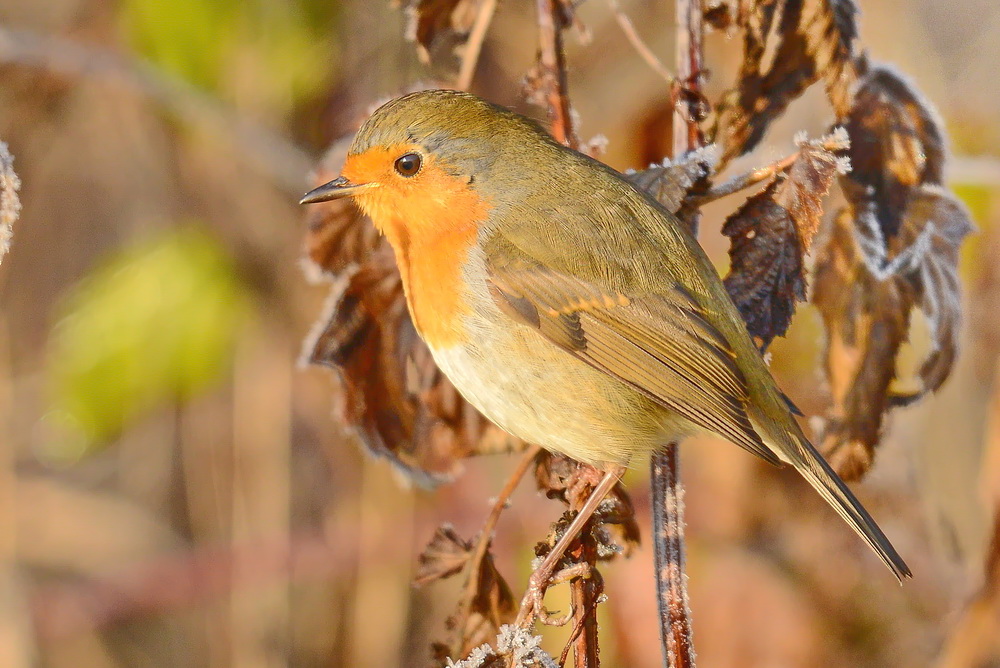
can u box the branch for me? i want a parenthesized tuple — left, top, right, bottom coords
(533, 0, 579, 149)
(651, 448, 695, 668)
(566, 472, 603, 668)
(607, 0, 675, 88)
(649, 0, 704, 666)
(455, 0, 499, 91)
(450, 444, 540, 657)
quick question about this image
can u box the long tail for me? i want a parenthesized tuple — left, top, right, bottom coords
(765, 426, 911, 581)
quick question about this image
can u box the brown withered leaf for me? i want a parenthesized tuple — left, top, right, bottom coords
(811, 62, 972, 480)
(813, 189, 973, 479)
(415, 525, 474, 586)
(416, 526, 515, 661)
(712, 0, 859, 165)
(722, 131, 848, 347)
(397, 0, 483, 65)
(803, 0, 859, 117)
(857, 186, 974, 400)
(843, 63, 946, 237)
(812, 205, 914, 480)
(303, 134, 522, 487)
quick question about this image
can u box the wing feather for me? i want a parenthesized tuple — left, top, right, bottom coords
(485, 250, 779, 465)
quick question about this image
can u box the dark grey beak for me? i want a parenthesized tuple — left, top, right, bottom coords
(299, 177, 375, 204)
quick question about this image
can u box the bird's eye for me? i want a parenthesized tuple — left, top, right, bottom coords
(394, 153, 422, 177)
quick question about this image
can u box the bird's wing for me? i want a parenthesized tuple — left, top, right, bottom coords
(484, 246, 780, 466)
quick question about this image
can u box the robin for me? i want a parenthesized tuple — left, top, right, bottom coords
(300, 90, 910, 603)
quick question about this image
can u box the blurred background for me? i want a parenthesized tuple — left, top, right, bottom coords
(1, 0, 999, 666)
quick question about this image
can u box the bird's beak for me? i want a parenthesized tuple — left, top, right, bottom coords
(299, 177, 376, 204)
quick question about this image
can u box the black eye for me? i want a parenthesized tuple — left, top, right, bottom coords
(394, 152, 422, 177)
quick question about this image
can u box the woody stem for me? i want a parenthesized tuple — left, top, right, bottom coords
(651, 0, 703, 666)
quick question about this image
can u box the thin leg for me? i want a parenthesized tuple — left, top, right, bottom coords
(515, 464, 626, 627)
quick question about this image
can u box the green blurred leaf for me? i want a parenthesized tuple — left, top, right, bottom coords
(46, 228, 251, 453)
(118, 0, 338, 116)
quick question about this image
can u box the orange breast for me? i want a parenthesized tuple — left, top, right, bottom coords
(345, 150, 491, 349)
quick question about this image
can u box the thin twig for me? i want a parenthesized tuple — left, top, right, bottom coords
(535, 0, 579, 149)
(0, 26, 312, 193)
(690, 151, 799, 205)
(451, 444, 541, 656)
(607, 0, 675, 88)
(455, 0, 499, 91)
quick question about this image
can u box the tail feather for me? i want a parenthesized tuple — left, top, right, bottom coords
(767, 429, 911, 581)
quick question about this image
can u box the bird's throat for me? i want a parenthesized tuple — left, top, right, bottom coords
(356, 180, 490, 349)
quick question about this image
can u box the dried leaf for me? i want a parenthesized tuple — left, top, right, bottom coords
(398, 0, 483, 65)
(416, 527, 516, 661)
(842, 63, 946, 237)
(865, 186, 973, 397)
(722, 131, 847, 346)
(626, 144, 719, 215)
(712, 0, 860, 165)
(302, 133, 522, 488)
(812, 62, 972, 480)
(812, 206, 913, 480)
(804, 0, 859, 117)
(415, 525, 473, 586)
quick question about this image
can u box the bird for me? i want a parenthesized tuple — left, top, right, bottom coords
(300, 89, 911, 598)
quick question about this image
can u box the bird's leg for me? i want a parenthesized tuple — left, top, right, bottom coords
(515, 464, 626, 628)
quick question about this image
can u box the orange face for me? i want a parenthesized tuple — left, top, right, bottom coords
(341, 143, 493, 348)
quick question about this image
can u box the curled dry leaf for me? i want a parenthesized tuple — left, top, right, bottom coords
(416, 526, 516, 663)
(712, 0, 860, 165)
(722, 131, 848, 347)
(813, 63, 973, 479)
(416, 525, 475, 586)
(398, 0, 484, 65)
(302, 134, 521, 487)
(814, 190, 973, 479)
(842, 62, 946, 237)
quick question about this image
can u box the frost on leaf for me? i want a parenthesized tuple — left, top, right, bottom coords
(302, 133, 522, 488)
(812, 64, 973, 480)
(722, 131, 847, 347)
(712, 0, 860, 165)
(627, 144, 719, 217)
(445, 625, 557, 668)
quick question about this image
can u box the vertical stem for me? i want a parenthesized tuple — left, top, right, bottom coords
(569, 481, 601, 668)
(672, 0, 704, 158)
(652, 0, 704, 666)
(536, 0, 579, 148)
(651, 449, 695, 668)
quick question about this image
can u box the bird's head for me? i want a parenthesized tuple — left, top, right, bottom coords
(300, 89, 557, 246)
